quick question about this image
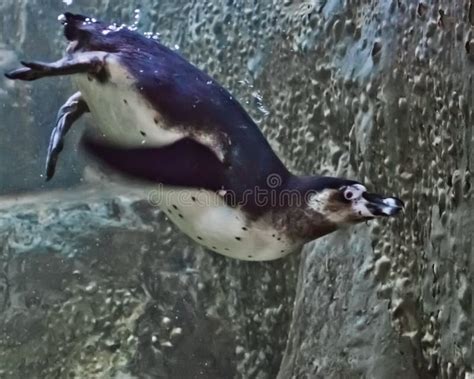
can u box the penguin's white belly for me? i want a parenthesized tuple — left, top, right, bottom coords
(73, 55, 297, 261)
(75, 55, 183, 149)
(152, 186, 297, 261)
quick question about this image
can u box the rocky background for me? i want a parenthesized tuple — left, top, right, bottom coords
(0, 0, 472, 378)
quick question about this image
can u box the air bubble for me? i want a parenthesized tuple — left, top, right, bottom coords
(252, 91, 270, 116)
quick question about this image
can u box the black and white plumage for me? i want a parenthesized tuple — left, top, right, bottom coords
(5, 13, 404, 261)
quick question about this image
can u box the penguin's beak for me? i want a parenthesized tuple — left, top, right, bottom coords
(361, 192, 404, 217)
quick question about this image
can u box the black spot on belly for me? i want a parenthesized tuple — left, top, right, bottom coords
(280, 250, 285, 253)
(123, 99, 128, 104)
(225, 248, 230, 251)
(191, 196, 197, 202)
(272, 234, 276, 238)
(172, 204, 178, 210)
(248, 255, 253, 258)
(235, 237, 241, 241)
(154, 117, 159, 124)
(197, 236, 203, 240)
(167, 208, 173, 214)
(178, 214, 184, 218)
(212, 246, 217, 249)
(140, 130, 147, 137)
(242, 227, 248, 231)
(277, 237, 281, 241)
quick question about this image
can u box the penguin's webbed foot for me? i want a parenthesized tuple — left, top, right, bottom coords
(5, 55, 106, 81)
(4, 65, 40, 81)
(45, 92, 89, 181)
(5, 60, 62, 81)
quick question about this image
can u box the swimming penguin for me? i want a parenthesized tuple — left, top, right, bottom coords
(5, 13, 404, 261)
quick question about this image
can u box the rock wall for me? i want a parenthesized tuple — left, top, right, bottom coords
(0, 0, 472, 378)
(0, 187, 297, 378)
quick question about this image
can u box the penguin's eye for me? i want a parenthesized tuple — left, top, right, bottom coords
(341, 184, 366, 201)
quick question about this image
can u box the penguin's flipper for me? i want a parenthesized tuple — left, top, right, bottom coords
(45, 92, 89, 181)
(4, 53, 106, 81)
(80, 135, 226, 192)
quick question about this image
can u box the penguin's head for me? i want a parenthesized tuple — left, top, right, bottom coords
(305, 178, 404, 225)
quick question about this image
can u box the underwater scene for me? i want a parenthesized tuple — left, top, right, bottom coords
(0, 0, 472, 378)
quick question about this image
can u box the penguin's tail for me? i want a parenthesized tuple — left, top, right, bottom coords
(59, 12, 107, 43)
(60, 12, 86, 41)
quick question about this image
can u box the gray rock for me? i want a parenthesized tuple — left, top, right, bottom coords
(0, 188, 297, 378)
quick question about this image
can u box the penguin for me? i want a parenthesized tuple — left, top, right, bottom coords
(5, 13, 404, 261)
